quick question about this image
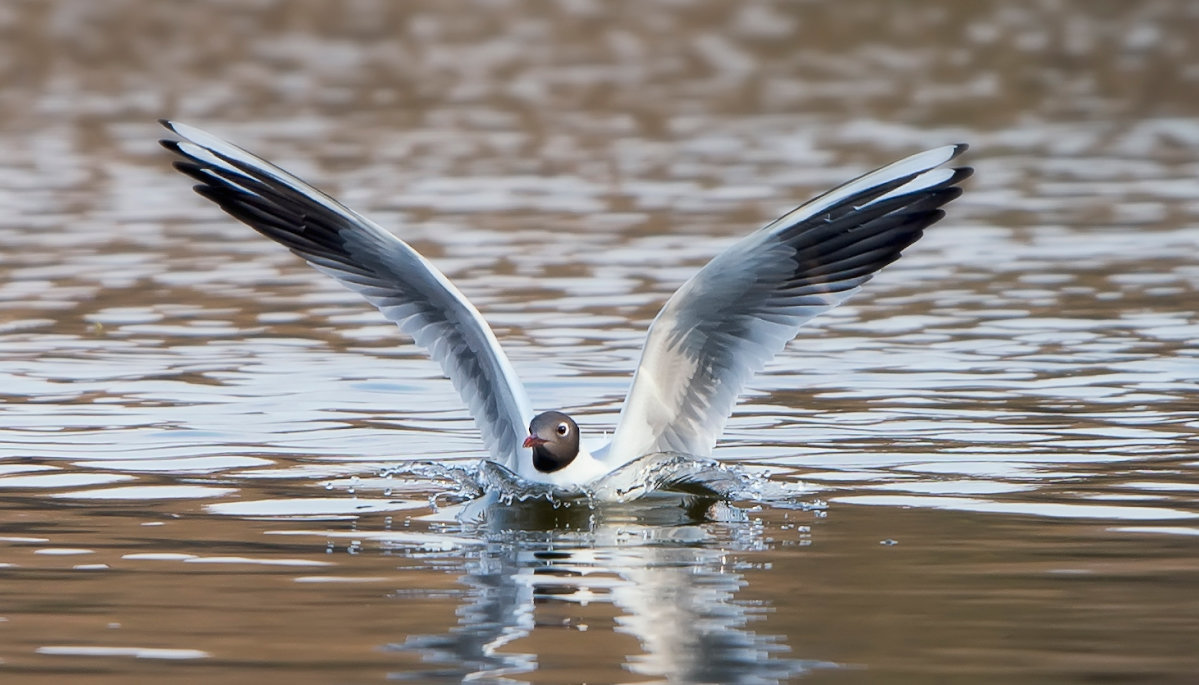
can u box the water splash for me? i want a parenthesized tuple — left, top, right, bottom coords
(377, 460, 487, 508)
(379, 452, 813, 511)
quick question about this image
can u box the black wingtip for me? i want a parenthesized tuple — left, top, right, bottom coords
(171, 160, 214, 184)
(951, 165, 974, 184)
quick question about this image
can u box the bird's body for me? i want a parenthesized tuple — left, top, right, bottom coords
(161, 120, 971, 490)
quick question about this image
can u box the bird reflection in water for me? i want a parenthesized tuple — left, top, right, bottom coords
(383, 495, 836, 683)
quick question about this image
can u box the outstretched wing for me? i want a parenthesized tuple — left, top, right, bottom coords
(606, 145, 972, 462)
(160, 120, 534, 467)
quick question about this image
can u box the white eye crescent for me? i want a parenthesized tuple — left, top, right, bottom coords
(556, 423, 569, 436)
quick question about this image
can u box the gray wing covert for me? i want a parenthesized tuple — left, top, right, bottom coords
(606, 146, 972, 462)
(160, 121, 534, 467)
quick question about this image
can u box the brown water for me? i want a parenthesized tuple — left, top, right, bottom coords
(1, 1, 1198, 682)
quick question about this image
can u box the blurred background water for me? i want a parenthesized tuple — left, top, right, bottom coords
(0, 1, 1197, 682)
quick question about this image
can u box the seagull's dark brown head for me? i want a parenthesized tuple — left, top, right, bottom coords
(523, 411, 579, 473)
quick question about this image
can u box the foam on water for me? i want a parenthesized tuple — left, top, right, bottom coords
(379, 451, 814, 514)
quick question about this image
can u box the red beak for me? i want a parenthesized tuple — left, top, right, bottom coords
(523, 435, 546, 448)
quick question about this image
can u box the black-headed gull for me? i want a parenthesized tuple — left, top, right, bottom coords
(160, 120, 970, 489)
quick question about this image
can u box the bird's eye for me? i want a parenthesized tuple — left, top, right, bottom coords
(556, 422, 569, 436)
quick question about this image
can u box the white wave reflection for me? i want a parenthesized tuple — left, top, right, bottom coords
(836, 495, 1198, 520)
(182, 556, 333, 567)
(52, 485, 237, 500)
(207, 497, 424, 519)
(74, 456, 272, 473)
(36, 646, 210, 660)
(122, 552, 333, 567)
(1109, 526, 1199, 537)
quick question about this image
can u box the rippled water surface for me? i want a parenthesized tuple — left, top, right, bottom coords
(1, 1, 1198, 682)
